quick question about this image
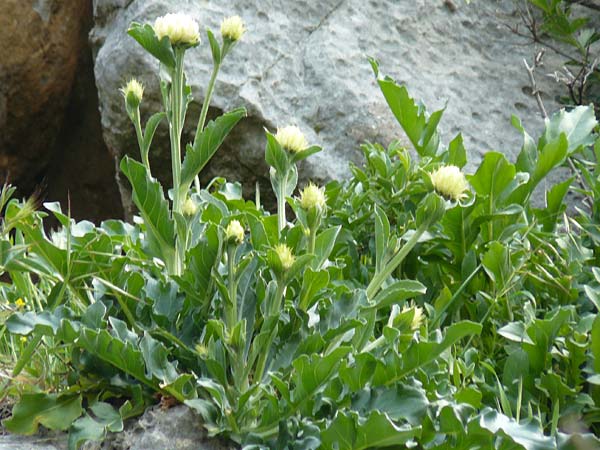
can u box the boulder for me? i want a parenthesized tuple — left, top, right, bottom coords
(0, 0, 89, 193)
(91, 0, 561, 212)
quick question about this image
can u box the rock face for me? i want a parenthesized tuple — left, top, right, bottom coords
(0, 0, 87, 192)
(0, 0, 123, 223)
(91, 0, 561, 210)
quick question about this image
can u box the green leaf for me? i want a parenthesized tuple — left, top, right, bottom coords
(468, 152, 516, 202)
(128, 22, 176, 69)
(374, 205, 390, 273)
(140, 332, 180, 384)
(498, 322, 535, 345)
(591, 315, 600, 373)
(265, 131, 290, 174)
(542, 106, 598, 154)
(372, 60, 442, 157)
(299, 268, 329, 311)
(182, 108, 246, 189)
(206, 28, 221, 64)
(321, 410, 421, 450)
(3, 393, 82, 435)
(448, 133, 467, 168)
(369, 279, 426, 310)
(482, 241, 510, 288)
(68, 402, 123, 450)
(142, 112, 166, 159)
(312, 226, 341, 269)
(120, 156, 175, 264)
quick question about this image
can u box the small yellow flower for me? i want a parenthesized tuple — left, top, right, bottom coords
(195, 344, 208, 357)
(14, 298, 26, 310)
(225, 220, 245, 244)
(275, 126, 308, 153)
(182, 197, 198, 216)
(274, 244, 295, 271)
(299, 183, 326, 211)
(429, 165, 469, 201)
(20, 336, 27, 343)
(221, 16, 246, 42)
(120, 78, 144, 107)
(154, 13, 200, 46)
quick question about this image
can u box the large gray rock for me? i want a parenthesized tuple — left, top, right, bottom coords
(91, 0, 561, 212)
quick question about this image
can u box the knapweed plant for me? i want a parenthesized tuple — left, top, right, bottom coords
(1, 11, 600, 450)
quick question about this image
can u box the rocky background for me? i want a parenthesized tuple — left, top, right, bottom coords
(0, 0, 563, 223)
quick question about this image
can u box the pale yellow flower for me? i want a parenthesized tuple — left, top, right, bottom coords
(402, 303, 424, 331)
(182, 197, 198, 216)
(14, 298, 26, 309)
(154, 13, 200, 46)
(430, 165, 469, 201)
(275, 126, 308, 153)
(275, 244, 295, 271)
(221, 16, 246, 42)
(299, 183, 326, 210)
(225, 220, 245, 244)
(120, 78, 144, 106)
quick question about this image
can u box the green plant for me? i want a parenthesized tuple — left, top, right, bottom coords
(0, 11, 599, 450)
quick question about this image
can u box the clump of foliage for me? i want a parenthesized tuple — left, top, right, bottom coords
(1, 10, 600, 450)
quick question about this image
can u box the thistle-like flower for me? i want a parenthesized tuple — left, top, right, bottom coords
(274, 244, 295, 271)
(275, 125, 308, 153)
(221, 16, 246, 42)
(225, 220, 245, 244)
(120, 78, 144, 107)
(299, 183, 326, 211)
(182, 197, 198, 216)
(153, 13, 200, 46)
(429, 165, 469, 201)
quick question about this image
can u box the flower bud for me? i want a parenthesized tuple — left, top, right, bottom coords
(275, 125, 308, 153)
(153, 13, 200, 46)
(182, 197, 198, 216)
(274, 243, 295, 271)
(299, 183, 326, 211)
(221, 16, 246, 42)
(225, 220, 244, 244)
(120, 78, 144, 108)
(429, 165, 469, 201)
(402, 304, 424, 331)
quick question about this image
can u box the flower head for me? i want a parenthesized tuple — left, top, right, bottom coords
(429, 165, 469, 201)
(221, 16, 246, 42)
(299, 183, 326, 211)
(274, 244, 295, 271)
(182, 197, 198, 216)
(402, 303, 424, 331)
(14, 298, 26, 310)
(225, 220, 245, 244)
(120, 78, 144, 107)
(275, 125, 308, 153)
(154, 13, 200, 46)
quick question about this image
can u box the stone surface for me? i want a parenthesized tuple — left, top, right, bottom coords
(91, 0, 562, 212)
(0, 406, 234, 450)
(0, 0, 123, 223)
(0, 0, 87, 192)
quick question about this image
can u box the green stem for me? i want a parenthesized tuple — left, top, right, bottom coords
(132, 108, 150, 173)
(277, 176, 287, 236)
(366, 223, 429, 299)
(226, 246, 238, 330)
(170, 48, 186, 276)
(193, 62, 221, 193)
(307, 226, 317, 255)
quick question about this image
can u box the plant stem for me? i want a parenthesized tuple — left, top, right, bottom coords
(366, 223, 429, 299)
(132, 108, 150, 174)
(170, 48, 186, 275)
(277, 176, 287, 236)
(307, 226, 317, 255)
(226, 246, 238, 330)
(193, 62, 221, 193)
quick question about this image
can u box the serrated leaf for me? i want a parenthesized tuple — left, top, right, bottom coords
(369, 279, 426, 310)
